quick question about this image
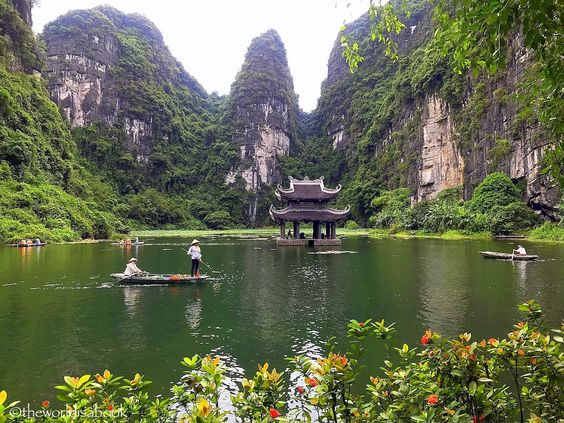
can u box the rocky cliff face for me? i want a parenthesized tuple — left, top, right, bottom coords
(42, 6, 207, 165)
(318, 7, 559, 217)
(226, 29, 299, 221)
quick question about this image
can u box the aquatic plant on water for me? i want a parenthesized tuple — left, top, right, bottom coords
(0, 301, 562, 422)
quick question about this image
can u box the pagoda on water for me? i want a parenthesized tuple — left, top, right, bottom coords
(269, 176, 350, 246)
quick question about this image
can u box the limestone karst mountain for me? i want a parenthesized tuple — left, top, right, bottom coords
(225, 29, 300, 221)
(0, 0, 560, 242)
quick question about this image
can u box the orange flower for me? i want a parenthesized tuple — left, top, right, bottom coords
(41, 400, 50, 408)
(487, 338, 498, 346)
(305, 377, 318, 387)
(85, 388, 96, 396)
(270, 408, 281, 418)
(427, 394, 439, 405)
(359, 322, 365, 327)
(340, 356, 348, 366)
(107, 403, 114, 411)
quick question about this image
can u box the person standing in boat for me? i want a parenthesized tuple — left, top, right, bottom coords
(187, 239, 202, 278)
(512, 245, 527, 255)
(124, 257, 143, 275)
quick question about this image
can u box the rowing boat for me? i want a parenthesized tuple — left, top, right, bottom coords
(111, 273, 209, 284)
(111, 242, 144, 246)
(11, 243, 47, 247)
(480, 251, 538, 261)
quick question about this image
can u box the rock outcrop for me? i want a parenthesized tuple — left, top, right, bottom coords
(318, 7, 559, 216)
(416, 94, 464, 202)
(42, 6, 207, 164)
(227, 29, 299, 221)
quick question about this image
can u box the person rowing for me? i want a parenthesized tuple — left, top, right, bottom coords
(512, 245, 527, 255)
(187, 239, 202, 278)
(123, 257, 144, 276)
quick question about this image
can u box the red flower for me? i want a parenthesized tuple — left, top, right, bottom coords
(487, 338, 498, 345)
(41, 400, 50, 408)
(427, 394, 439, 405)
(297, 386, 304, 394)
(421, 335, 430, 345)
(305, 377, 318, 387)
(107, 403, 114, 411)
(269, 408, 280, 418)
(473, 416, 485, 422)
(359, 322, 365, 327)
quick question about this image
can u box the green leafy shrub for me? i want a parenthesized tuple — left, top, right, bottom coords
(528, 222, 564, 241)
(488, 202, 540, 234)
(467, 172, 521, 213)
(203, 211, 233, 230)
(344, 220, 359, 229)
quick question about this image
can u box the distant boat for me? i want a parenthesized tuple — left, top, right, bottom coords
(480, 251, 538, 261)
(494, 234, 526, 240)
(111, 273, 208, 284)
(111, 242, 145, 246)
(11, 243, 47, 247)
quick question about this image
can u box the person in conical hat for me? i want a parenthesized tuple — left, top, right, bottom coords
(187, 239, 202, 278)
(123, 257, 143, 275)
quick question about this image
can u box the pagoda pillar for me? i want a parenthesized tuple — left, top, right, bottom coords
(280, 221, 285, 239)
(325, 222, 331, 238)
(330, 222, 336, 239)
(293, 221, 300, 239)
(313, 221, 320, 239)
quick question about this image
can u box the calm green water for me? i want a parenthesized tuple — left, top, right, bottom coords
(0, 236, 562, 405)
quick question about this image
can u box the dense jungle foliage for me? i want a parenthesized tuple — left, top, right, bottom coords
(0, 0, 562, 243)
(0, 300, 562, 422)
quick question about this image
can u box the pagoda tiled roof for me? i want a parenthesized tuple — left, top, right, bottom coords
(276, 176, 341, 202)
(269, 204, 351, 222)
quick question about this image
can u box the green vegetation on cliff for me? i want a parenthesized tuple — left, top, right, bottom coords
(41, 6, 250, 229)
(0, 0, 128, 243)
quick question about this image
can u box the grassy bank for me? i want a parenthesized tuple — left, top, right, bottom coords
(131, 226, 564, 243)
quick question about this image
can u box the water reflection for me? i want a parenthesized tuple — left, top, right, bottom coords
(123, 286, 144, 316)
(185, 288, 202, 330)
(417, 241, 469, 335)
(512, 261, 529, 293)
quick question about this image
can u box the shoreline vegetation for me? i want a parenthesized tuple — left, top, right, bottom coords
(0, 301, 561, 422)
(4, 225, 564, 245)
(128, 227, 563, 243)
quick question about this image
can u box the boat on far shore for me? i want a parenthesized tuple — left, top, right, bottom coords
(111, 241, 144, 246)
(11, 243, 47, 247)
(494, 234, 526, 240)
(480, 251, 538, 261)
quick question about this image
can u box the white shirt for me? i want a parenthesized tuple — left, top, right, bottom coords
(188, 245, 202, 260)
(515, 246, 527, 255)
(124, 262, 142, 275)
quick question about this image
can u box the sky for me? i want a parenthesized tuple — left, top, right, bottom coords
(32, 0, 371, 111)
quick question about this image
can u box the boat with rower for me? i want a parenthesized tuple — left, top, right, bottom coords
(111, 241, 145, 246)
(480, 251, 538, 261)
(111, 272, 209, 284)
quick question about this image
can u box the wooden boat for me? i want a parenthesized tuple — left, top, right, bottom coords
(494, 234, 525, 240)
(480, 251, 538, 261)
(11, 243, 47, 247)
(111, 241, 145, 246)
(111, 273, 209, 284)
